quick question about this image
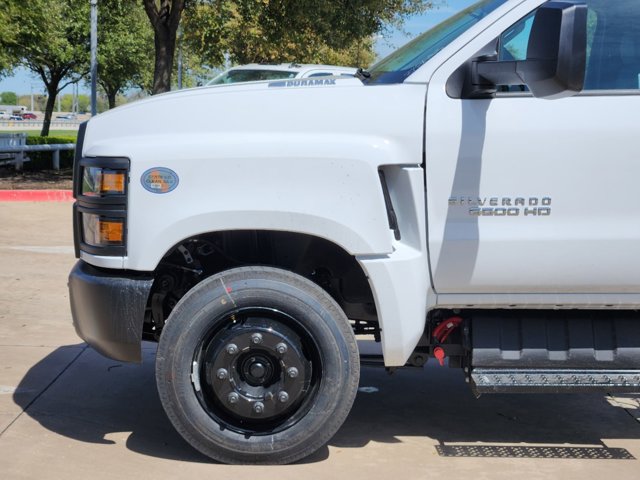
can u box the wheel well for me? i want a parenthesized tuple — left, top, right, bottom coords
(143, 230, 378, 341)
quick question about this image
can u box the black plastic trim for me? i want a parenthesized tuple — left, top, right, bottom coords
(76, 204, 127, 217)
(72, 122, 88, 199)
(378, 170, 401, 241)
(72, 148, 130, 257)
(73, 202, 81, 258)
(68, 260, 154, 363)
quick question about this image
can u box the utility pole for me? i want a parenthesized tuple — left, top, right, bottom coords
(90, 0, 98, 116)
(30, 85, 34, 112)
(73, 84, 79, 115)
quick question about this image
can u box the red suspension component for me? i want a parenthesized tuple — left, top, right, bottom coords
(432, 316, 463, 366)
(432, 316, 463, 344)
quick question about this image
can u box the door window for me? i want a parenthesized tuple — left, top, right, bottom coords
(497, 0, 640, 92)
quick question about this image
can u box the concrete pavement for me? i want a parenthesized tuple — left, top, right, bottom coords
(1, 202, 639, 479)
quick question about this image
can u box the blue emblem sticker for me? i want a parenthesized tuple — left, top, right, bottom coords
(141, 167, 179, 194)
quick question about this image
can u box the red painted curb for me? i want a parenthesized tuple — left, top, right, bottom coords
(0, 190, 74, 202)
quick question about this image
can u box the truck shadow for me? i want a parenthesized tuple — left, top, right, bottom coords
(330, 365, 640, 459)
(13, 344, 640, 464)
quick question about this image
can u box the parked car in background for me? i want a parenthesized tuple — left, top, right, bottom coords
(9, 115, 23, 121)
(206, 63, 357, 85)
(22, 112, 37, 120)
(56, 114, 77, 120)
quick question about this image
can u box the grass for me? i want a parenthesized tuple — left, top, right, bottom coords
(0, 130, 78, 140)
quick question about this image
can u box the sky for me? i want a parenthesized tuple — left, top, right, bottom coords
(0, 0, 475, 97)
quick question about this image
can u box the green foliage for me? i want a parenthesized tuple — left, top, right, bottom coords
(58, 93, 90, 113)
(181, 2, 232, 68)
(26, 135, 77, 145)
(0, 92, 18, 105)
(141, 0, 433, 92)
(24, 135, 76, 170)
(0, 130, 78, 139)
(16, 94, 47, 112)
(98, 0, 154, 107)
(183, 0, 433, 68)
(0, 6, 18, 76)
(4, 0, 90, 83)
(3, 0, 91, 135)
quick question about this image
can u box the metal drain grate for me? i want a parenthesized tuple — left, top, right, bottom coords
(435, 444, 635, 460)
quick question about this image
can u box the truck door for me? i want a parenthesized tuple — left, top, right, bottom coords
(426, 0, 640, 295)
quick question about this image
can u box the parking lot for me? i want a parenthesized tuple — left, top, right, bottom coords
(1, 201, 639, 479)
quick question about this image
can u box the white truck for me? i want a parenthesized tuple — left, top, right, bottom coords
(206, 63, 358, 85)
(68, 0, 640, 465)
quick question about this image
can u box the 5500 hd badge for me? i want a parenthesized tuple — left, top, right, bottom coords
(449, 196, 552, 217)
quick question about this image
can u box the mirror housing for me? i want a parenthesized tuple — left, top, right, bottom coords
(473, 1, 587, 99)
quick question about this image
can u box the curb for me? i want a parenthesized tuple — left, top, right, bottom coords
(0, 190, 74, 202)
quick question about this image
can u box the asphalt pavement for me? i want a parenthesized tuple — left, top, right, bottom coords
(1, 202, 639, 479)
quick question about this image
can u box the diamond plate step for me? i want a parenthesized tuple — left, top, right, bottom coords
(471, 369, 640, 393)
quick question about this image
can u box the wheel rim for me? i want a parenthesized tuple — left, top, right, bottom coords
(193, 307, 322, 435)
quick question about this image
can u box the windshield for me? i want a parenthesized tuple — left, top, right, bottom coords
(208, 69, 297, 85)
(367, 0, 509, 84)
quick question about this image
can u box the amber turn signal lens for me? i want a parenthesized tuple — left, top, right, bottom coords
(99, 220, 123, 244)
(82, 213, 125, 247)
(101, 172, 126, 194)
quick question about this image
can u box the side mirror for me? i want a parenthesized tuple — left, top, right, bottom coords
(473, 1, 587, 99)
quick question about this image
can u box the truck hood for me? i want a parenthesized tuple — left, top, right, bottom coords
(82, 76, 426, 165)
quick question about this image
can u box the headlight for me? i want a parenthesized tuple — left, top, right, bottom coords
(73, 150, 129, 257)
(82, 167, 127, 196)
(82, 213, 125, 247)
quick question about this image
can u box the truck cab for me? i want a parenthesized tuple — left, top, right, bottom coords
(69, 0, 640, 465)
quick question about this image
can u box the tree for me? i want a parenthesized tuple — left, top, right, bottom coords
(183, 0, 433, 68)
(99, 0, 154, 109)
(18, 94, 47, 112)
(144, 1, 433, 94)
(3, 0, 90, 135)
(143, 0, 186, 94)
(0, 6, 18, 77)
(0, 92, 18, 105)
(60, 93, 90, 113)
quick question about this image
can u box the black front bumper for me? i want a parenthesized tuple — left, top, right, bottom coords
(68, 260, 154, 363)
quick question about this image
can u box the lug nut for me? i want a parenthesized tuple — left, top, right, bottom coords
(253, 402, 265, 414)
(251, 333, 263, 345)
(276, 343, 288, 354)
(227, 392, 239, 404)
(278, 391, 289, 403)
(287, 367, 298, 378)
(216, 368, 228, 380)
(226, 343, 238, 355)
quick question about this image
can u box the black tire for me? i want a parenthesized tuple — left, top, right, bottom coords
(155, 266, 360, 464)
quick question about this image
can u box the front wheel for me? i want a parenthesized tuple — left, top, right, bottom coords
(155, 266, 360, 464)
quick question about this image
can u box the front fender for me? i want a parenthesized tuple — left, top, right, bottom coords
(86, 132, 413, 271)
